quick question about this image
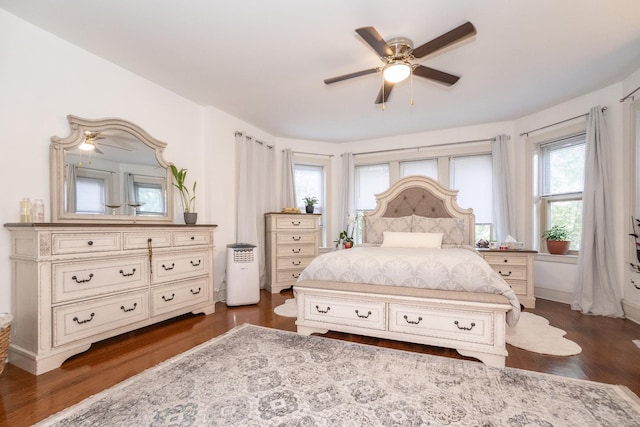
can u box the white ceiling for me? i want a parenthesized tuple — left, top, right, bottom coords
(2, 0, 640, 142)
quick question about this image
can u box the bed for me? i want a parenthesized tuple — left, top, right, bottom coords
(293, 175, 520, 368)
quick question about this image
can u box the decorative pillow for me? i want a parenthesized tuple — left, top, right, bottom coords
(381, 231, 443, 249)
(411, 215, 466, 245)
(364, 215, 412, 244)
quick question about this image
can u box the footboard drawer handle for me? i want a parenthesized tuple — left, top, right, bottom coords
(291, 221, 301, 226)
(454, 320, 476, 331)
(120, 303, 138, 313)
(162, 263, 175, 271)
(292, 260, 301, 266)
(162, 293, 176, 302)
(632, 280, 640, 290)
(291, 273, 300, 279)
(355, 309, 372, 319)
(499, 270, 512, 277)
(87, 240, 94, 246)
(292, 236, 301, 241)
(292, 248, 301, 254)
(190, 260, 201, 267)
(119, 268, 136, 277)
(71, 273, 94, 284)
(315, 305, 330, 314)
(403, 315, 422, 325)
(73, 313, 95, 324)
(190, 287, 202, 295)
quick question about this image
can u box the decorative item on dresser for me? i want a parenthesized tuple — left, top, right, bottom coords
(265, 213, 320, 294)
(479, 248, 537, 308)
(4, 222, 217, 375)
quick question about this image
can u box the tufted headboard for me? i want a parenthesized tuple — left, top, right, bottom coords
(364, 175, 475, 246)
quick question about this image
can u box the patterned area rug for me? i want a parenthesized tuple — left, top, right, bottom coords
(36, 324, 640, 426)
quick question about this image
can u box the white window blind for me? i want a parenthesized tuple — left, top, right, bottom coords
(450, 155, 493, 223)
(355, 164, 389, 210)
(400, 159, 438, 180)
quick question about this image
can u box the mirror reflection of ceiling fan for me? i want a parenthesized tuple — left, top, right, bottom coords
(324, 22, 476, 105)
(79, 131, 134, 154)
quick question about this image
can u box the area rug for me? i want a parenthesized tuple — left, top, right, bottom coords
(36, 324, 640, 426)
(273, 298, 297, 317)
(506, 312, 582, 356)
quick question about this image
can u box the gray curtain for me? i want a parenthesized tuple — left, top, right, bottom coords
(281, 148, 297, 208)
(572, 106, 624, 317)
(339, 153, 354, 232)
(65, 163, 77, 213)
(491, 135, 515, 243)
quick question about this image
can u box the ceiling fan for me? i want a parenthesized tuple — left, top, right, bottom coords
(324, 22, 476, 104)
(79, 131, 133, 154)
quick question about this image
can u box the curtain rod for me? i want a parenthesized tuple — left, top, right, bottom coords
(620, 85, 640, 103)
(350, 137, 496, 157)
(283, 150, 334, 158)
(520, 106, 607, 137)
(234, 131, 274, 149)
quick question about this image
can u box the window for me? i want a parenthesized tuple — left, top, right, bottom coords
(134, 182, 165, 215)
(450, 154, 493, 241)
(355, 163, 390, 210)
(294, 158, 331, 246)
(400, 159, 438, 180)
(75, 176, 106, 214)
(539, 134, 585, 252)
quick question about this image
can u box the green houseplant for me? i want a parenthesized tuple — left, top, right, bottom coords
(303, 196, 318, 214)
(542, 224, 570, 255)
(170, 165, 197, 224)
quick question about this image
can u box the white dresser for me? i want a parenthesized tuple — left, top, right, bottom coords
(4, 223, 216, 375)
(480, 249, 536, 308)
(265, 213, 320, 294)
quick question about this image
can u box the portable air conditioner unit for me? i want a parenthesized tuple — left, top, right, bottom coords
(226, 243, 260, 306)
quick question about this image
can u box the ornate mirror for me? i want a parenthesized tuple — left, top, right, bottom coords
(50, 115, 174, 223)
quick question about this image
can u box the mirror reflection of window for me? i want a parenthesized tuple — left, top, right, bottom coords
(75, 176, 106, 214)
(134, 182, 165, 215)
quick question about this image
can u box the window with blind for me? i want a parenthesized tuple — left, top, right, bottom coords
(450, 154, 493, 241)
(539, 134, 585, 253)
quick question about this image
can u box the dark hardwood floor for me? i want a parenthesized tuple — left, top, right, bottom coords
(1, 290, 639, 426)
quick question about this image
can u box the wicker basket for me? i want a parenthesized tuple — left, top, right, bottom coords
(0, 314, 12, 375)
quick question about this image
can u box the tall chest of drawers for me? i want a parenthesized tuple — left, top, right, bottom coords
(4, 223, 216, 375)
(265, 213, 320, 294)
(480, 249, 537, 308)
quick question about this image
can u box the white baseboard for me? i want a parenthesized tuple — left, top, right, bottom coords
(622, 300, 640, 325)
(534, 287, 572, 305)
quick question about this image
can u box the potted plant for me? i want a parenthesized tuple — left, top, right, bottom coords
(170, 165, 197, 224)
(334, 229, 354, 249)
(303, 196, 318, 214)
(629, 216, 640, 263)
(542, 224, 570, 255)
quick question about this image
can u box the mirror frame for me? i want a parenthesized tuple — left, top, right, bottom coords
(50, 115, 174, 223)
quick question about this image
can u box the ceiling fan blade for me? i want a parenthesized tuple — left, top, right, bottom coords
(94, 146, 104, 155)
(356, 26, 393, 58)
(99, 142, 132, 151)
(374, 80, 395, 104)
(324, 68, 379, 85)
(412, 21, 476, 59)
(413, 65, 460, 86)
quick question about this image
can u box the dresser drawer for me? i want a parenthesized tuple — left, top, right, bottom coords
(505, 280, 527, 295)
(173, 230, 211, 247)
(52, 256, 148, 303)
(277, 256, 315, 271)
(51, 232, 121, 255)
(483, 254, 528, 266)
(276, 245, 316, 257)
(277, 270, 304, 283)
(304, 295, 385, 331)
(388, 303, 494, 345)
(53, 290, 149, 346)
(489, 265, 527, 281)
(151, 278, 210, 316)
(275, 217, 317, 230)
(123, 231, 171, 249)
(276, 232, 317, 245)
(152, 250, 208, 282)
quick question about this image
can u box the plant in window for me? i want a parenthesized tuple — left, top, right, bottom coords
(334, 216, 355, 249)
(170, 165, 197, 214)
(303, 196, 318, 213)
(541, 224, 570, 255)
(629, 216, 640, 263)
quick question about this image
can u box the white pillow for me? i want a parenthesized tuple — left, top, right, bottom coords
(381, 231, 443, 249)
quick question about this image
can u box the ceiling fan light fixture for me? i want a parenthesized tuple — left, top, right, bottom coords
(383, 61, 411, 83)
(79, 139, 95, 151)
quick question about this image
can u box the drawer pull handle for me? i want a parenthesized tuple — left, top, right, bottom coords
(633, 280, 640, 290)
(119, 268, 136, 277)
(292, 273, 300, 279)
(292, 236, 301, 241)
(73, 313, 95, 324)
(292, 248, 301, 254)
(403, 315, 422, 325)
(355, 309, 372, 319)
(499, 271, 512, 277)
(162, 263, 175, 271)
(190, 287, 202, 295)
(190, 260, 201, 267)
(291, 221, 301, 226)
(71, 273, 94, 284)
(191, 236, 195, 240)
(454, 320, 476, 331)
(292, 261, 301, 266)
(120, 303, 138, 313)
(87, 240, 94, 246)
(162, 293, 176, 302)
(315, 305, 330, 314)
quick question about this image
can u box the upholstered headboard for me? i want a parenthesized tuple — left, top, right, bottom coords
(364, 175, 475, 246)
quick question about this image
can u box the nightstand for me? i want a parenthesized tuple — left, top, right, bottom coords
(479, 249, 537, 308)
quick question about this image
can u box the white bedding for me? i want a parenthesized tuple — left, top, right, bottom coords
(298, 246, 521, 326)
